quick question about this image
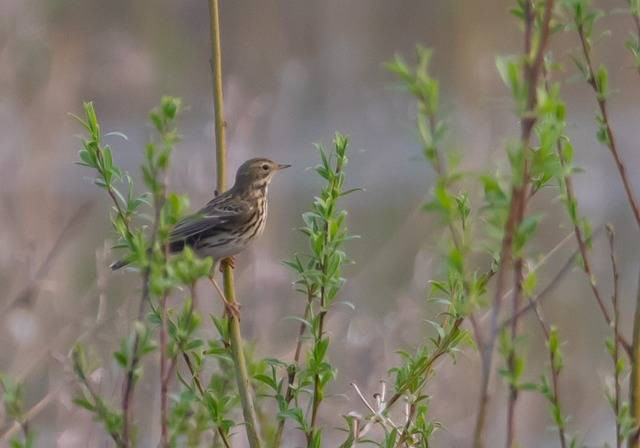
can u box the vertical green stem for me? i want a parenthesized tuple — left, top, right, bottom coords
(208, 1, 262, 447)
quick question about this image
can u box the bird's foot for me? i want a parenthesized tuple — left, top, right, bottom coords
(224, 299, 241, 320)
(219, 256, 236, 272)
(208, 275, 241, 319)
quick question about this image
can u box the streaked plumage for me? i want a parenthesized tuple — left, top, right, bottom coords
(111, 158, 289, 270)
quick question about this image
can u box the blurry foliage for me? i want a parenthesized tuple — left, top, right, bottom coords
(3, 0, 640, 447)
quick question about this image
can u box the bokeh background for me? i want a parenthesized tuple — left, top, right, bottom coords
(2, 1, 640, 446)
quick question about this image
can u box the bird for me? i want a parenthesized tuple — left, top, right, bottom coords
(110, 158, 290, 271)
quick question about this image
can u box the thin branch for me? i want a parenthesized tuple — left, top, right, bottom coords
(575, 21, 640, 228)
(208, 1, 262, 446)
(309, 278, 328, 439)
(630, 267, 640, 448)
(475, 2, 554, 446)
(499, 246, 577, 333)
(607, 225, 622, 448)
(555, 118, 631, 355)
(160, 291, 169, 447)
(121, 176, 166, 448)
(0, 381, 69, 443)
(273, 294, 312, 446)
(2, 201, 92, 313)
(528, 295, 567, 448)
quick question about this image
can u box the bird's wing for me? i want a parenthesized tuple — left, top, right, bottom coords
(169, 193, 251, 242)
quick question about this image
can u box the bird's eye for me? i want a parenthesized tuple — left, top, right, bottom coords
(261, 164, 269, 171)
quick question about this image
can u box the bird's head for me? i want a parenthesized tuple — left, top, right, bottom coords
(233, 158, 290, 195)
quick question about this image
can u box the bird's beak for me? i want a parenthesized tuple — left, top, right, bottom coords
(277, 163, 291, 170)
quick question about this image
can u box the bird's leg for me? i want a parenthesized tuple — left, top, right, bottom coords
(208, 275, 241, 319)
(219, 256, 236, 272)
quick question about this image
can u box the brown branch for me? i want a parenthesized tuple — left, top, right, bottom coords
(555, 124, 631, 356)
(575, 22, 640, 228)
(499, 248, 577, 333)
(505, 258, 525, 448)
(2, 201, 92, 312)
(607, 225, 622, 448)
(474, 2, 554, 446)
(122, 158, 169, 447)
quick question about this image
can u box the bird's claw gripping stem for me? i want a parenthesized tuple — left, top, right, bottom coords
(219, 256, 236, 272)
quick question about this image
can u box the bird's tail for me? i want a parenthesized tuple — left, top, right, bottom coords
(110, 259, 130, 271)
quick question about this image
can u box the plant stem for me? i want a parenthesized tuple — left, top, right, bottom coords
(208, 1, 262, 446)
(555, 125, 631, 355)
(475, 2, 554, 447)
(607, 226, 622, 448)
(122, 160, 168, 446)
(309, 266, 328, 441)
(160, 291, 169, 447)
(630, 268, 640, 448)
(505, 260, 524, 448)
(575, 23, 640, 229)
(527, 296, 567, 448)
(273, 295, 312, 446)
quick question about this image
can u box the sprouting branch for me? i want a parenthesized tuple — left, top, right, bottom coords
(572, 6, 640, 228)
(630, 267, 640, 447)
(273, 293, 312, 446)
(607, 225, 622, 448)
(475, 2, 555, 446)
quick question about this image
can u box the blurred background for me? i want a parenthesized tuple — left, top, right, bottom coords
(2, 0, 640, 446)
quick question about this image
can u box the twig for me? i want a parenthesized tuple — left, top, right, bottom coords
(208, 1, 262, 446)
(555, 115, 631, 355)
(607, 225, 622, 448)
(160, 291, 169, 447)
(475, 2, 554, 446)
(309, 271, 328, 439)
(273, 294, 312, 446)
(0, 380, 69, 443)
(499, 246, 578, 333)
(121, 172, 166, 448)
(381, 317, 465, 416)
(505, 258, 524, 448)
(527, 294, 567, 448)
(629, 267, 640, 447)
(575, 20, 640, 228)
(2, 201, 92, 312)
(181, 353, 232, 448)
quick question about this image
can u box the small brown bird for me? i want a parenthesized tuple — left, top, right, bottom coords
(111, 158, 290, 270)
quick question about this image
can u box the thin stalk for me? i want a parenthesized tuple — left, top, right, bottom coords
(556, 126, 631, 355)
(527, 296, 567, 448)
(208, 1, 262, 446)
(122, 151, 168, 446)
(475, 2, 554, 446)
(122, 192, 164, 448)
(630, 268, 640, 448)
(575, 23, 640, 229)
(182, 353, 232, 448)
(273, 294, 313, 446)
(631, 2, 640, 77)
(160, 291, 169, 447)
(309, 264, 328, 440)
(505, 261, 524, 448)
(607, 226, 622, 448)
(381, 317, 465, 414)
